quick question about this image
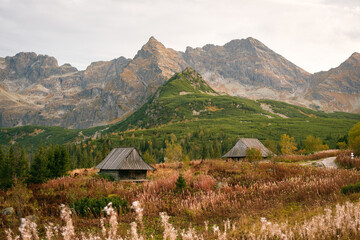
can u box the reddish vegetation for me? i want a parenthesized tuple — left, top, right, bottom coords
(2, 157, 360, 239)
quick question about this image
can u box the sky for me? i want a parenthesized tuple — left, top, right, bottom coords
(0, 0, 359, 73)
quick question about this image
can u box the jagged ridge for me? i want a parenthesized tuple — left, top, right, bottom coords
(0, 37, 359, 129)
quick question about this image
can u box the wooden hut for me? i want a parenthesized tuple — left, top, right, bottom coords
(223, 138, 273, 161)
(95, 147, 155, 181)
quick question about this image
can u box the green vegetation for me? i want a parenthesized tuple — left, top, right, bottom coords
(349, 121, 360, 154)
(304, 135, 328, 152)
(100, 68, 359, 164)
(341, 182, 360, 195)
(175, 174, 187, 192)
(96, 172, 116, 182)
(0, 125, 104, 151)
(246, 147, 262, 165)
(70, 196, 128, 217)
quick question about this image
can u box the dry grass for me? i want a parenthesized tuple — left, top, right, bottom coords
(274, 149, 340, 162)
(336, 150, 360, 170)
(5, 199, 360, 239)
(2, 158, 360, 239)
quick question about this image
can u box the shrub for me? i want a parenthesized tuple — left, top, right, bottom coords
(246, 147, 262, 165)
(96, 173, 116, 182)
(175, 174, 187, 192)
(70, 196, 128, 217)
(349, 121, 360, 154)
(341, 182, 360, 195)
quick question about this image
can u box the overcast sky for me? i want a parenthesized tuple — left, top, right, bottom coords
(0, 0, 359, 73)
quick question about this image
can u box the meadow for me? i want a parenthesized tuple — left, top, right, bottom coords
(2, 151, 360, 239)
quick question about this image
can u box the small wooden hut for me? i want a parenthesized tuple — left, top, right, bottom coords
(223, 138, 273, 161)
(95, 147, 155, 181)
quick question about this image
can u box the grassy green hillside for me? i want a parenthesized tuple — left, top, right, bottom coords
(104, 67, 359, 150)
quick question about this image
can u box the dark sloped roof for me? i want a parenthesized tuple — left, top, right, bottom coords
(95, 147, 155, 170)
(223, 138, 273, 158)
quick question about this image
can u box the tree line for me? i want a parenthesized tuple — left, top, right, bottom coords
(0, 125, 351, 190)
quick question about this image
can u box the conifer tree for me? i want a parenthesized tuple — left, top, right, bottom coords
(15, 147, 29, 180)
(59, 145, 70, 176)
(102, 141, 109, 159)
(0, 145, 4, 172)
(3, 146, 15, 188)
(0, 145, 8, 189)
(27, 146, 49, 184)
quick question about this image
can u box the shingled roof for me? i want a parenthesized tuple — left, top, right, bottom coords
(223, 138, 273, 158)
(95, 147, 155, 170)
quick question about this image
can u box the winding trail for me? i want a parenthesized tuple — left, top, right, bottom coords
(320, 157, 337, 169)
(301, 156, 337, 169)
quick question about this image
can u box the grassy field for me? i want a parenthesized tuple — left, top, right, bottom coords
(2, 155, 360, 239)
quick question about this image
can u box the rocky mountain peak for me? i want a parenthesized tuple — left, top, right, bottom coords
(130, 36, 187, 79)
(135, 36, 166, 57)
(343, 52, 360, 67)
(223, 37, 270, 53)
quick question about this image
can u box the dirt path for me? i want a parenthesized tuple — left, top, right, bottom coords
(320, 157, 337, 168)
(301, 156, 337, 169)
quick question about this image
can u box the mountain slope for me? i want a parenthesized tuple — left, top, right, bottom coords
(302, 52, 360, 112)
(0, 37, 359, 129)
(183, 37, 310, 99)
(0, 37, 186, 128)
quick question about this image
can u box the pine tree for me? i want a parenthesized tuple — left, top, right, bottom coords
(15, 147, 29, 180)
(0, 145, 7, 189)
(0, 146, 16, 188)
(175, 174, 187, 192)
(27, 146, 49, 184)
(59, 145, 70, 176)
(201, 141, 208, 160)
(101, 141, 109, 159)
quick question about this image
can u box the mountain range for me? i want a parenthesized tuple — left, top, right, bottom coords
(0, 36, 359, 129)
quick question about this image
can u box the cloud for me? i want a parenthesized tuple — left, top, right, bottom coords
(0, 0, 359, 73)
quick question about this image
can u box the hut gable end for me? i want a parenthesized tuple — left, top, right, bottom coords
(223, 138, 273, 159)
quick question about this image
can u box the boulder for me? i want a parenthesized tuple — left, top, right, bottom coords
(1, 207, 15, 216)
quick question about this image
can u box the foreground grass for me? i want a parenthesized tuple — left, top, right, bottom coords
(2, 159, 360, 239)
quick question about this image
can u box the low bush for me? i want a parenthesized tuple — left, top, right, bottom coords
(341, 182, 360, 195)
(70, 196, 128, 217)
(95, 173, 116, 182)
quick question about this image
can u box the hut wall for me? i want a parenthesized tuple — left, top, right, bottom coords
(228, 157, 245, 161)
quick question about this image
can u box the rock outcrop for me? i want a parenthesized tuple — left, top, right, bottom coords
(302, 52, 360, 112)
